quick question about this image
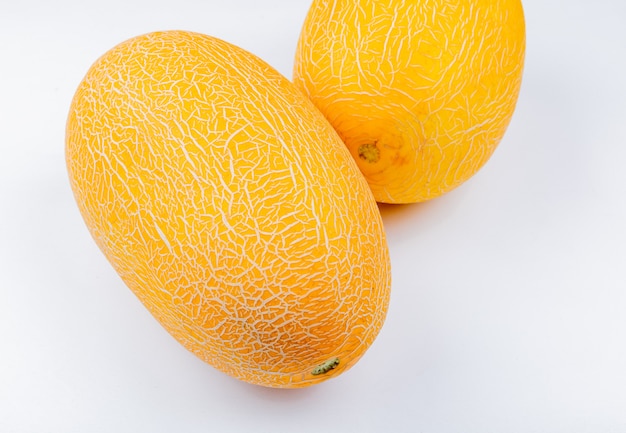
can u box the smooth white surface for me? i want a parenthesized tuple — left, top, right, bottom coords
(1, 1, 625, 432)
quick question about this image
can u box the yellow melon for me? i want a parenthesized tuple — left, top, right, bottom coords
(293, 0, 526, 203)
(65, 30, 391, 388)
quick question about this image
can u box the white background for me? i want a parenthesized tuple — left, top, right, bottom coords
(1, 1, 625, 432)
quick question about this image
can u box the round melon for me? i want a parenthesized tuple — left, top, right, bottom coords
(293, 0, 526, 203)
(65, 30, 391, 388)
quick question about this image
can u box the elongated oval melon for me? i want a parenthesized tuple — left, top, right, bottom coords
(66, 30, 391, 388)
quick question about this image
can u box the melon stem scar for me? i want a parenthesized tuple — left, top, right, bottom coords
(311, 357, 340, 375)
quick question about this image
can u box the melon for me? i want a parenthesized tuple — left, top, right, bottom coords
(66, 30, 391, 388)
(294, 0, 526, 203)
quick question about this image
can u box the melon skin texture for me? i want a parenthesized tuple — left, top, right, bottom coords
(294, 0, 526, 203)
(66, 31, 391, 388)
